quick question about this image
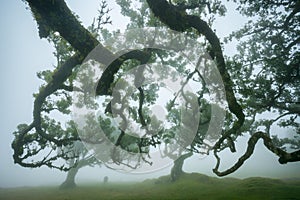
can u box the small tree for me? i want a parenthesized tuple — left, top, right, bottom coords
(103, 176, 109, 184)
(59, 141, 100, 189)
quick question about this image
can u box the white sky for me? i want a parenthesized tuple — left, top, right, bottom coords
(0, 0, 299, 188)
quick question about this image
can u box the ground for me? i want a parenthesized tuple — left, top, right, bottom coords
(1, 173, 300, 200)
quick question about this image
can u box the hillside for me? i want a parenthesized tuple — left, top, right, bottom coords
(1, 173, 299, 200)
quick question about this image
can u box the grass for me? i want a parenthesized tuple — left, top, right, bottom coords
(1, 173, 300, 200)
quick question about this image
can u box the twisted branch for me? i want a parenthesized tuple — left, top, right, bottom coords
(213, 131, 300, 176)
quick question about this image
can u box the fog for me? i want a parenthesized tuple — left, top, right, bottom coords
(0, 0, 299, 188)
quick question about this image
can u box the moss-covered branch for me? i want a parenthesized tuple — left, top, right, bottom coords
(213, 131, 300, 176)
(146, 0, 300, 176)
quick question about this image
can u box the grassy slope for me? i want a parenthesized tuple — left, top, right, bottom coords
(1, 173, 300, 200)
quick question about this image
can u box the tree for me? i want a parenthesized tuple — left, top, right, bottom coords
(112, 0, 226, 180)
(213, 0, 300, 176)
(11, 2, 110, 188)
(59, 141, 100, 189)
(12, 0, 299, 182)
(145, 0, 300, 176)
(170, 152, 193, 181)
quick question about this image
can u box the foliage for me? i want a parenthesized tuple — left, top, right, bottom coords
(226, 0, 300, 155)
(12, 0, 300, 179)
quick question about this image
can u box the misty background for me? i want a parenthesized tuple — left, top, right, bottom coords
(0, 0, 299, 188)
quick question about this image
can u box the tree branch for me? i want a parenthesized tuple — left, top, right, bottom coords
(213, 131, 300, 177)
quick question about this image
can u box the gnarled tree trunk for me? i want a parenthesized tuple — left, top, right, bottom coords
(170, 152, 193, 182)
(59, 165, 79, 189)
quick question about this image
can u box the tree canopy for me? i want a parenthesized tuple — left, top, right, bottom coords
(12, 0, 300, 179)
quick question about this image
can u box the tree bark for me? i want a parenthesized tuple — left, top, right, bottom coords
(170, 152, 193, 182)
